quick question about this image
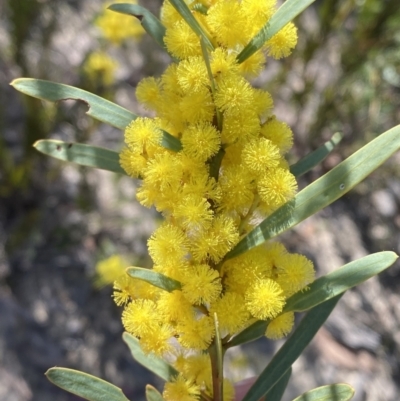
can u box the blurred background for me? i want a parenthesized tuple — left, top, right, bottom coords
(1, 0, 400, 400)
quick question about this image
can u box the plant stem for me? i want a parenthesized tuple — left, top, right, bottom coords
(209, 313, 223, 401)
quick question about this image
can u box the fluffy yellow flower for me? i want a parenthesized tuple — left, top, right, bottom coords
(209, 292, 250, 334)
(207, 0, 250, 47)
(140, 324, 174, 356)
(124, 117, 162, 155)
(122, 299, 159, 337)
(257, 167, 298, 208)
(245, 278, 285, 320)
(113, 273, 158, 305)
(148, 223, 188, 266)
(181, 121, 220, 162)
(177, 57, 209, 93)
(174, 194, 214, 231)
(242, 138, 281, 175)
(266, 311, 295, 339)
(178, 315, 215, 350)
(163, 375, 200, 401)
(261, 118, 293, 154)
(222, 109, 260, 143)
(210, 48, 239, 78)
(119, 147, 147, 178)
(182, 264, 222, 305)
(83, 51, 117, 86)
(181, 353, 212, 386)
(214, 75, 254, 113)
(96, 1, 144, 44)
(135, 77, 162, 111)
(265, 22, 298, 59)
(275, 253, 315, 297)
(179, 87, 215, 123)
(164, 20, 202, 59)
(116, 0, 306, 369)
(238, 51, 266, 77)
(218, 165, 255, 212)
(94, 254, 126, 288)
(157, 290, 194, 322)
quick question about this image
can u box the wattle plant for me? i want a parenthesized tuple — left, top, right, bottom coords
(11, 1, 399, 401)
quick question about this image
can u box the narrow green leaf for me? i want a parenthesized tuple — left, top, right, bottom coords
(126, 267, 182, 292)
(237, 0, 318, 63)
(11, 78, 136, 130)
(284, 251, 398, 313)
(227, 251, 397, 348)
(123, 332, 179, 381)
(160, 130, 183, 151)
(265, 367, 291, 401)
(146, 385, 165, 401)
(226, 320, 269, 349)
(45, 368, 129, 401)
(168, 0, 214, 50)
(292, 384, 355, 401)
(34, 140, 127, 174)
(108, 4, 166, 50)
(211, 313, 224, 401)
(226, 124, 400, 259)
(242, 295, 342, 401)
(290, 132, 343, 177)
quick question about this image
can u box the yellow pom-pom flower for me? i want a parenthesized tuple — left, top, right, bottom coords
(148, 223, 188, 266)
(177, 57, 209, 93)
(275, 253, 315, 297)
(265, 22, 298, 59)
(116, 0, 307, 379)
(207, 0, 250, 47)
(181, 121, 220, 162)
(261, 118, 294, 154)
(182, 264, 222, 305)
(94, 254, 126, 288)
(96, 1, 144, 45)
(210, 292, 250, 334)
(83, 51, 117, 87)
(245, 278, 285, 320)
(257, 167, 298, 208)
(135, 77, 162, 111)
(214, 75, 254, 113)
(164, 20, 202, 59)
(163, 375, 200, 401)
(177, 315, 215, 350)
(242, 138, 281, 175)
(122, 299, 159, 337)
(266, 312, 295, 339)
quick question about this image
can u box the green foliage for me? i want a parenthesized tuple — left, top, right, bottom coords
(11, 78, 137, 130)
(122, 333, 178, 381)
(266, 368, 292, 401)
(227, 124, 400, 259)
(126, 267, 182, 292)
(168, 0, 214, 50)
(146, 385, 165, 401)
(241, 296, 342, 401)
(8, 1, 400, 401)
(283, 251, 398, 313)
(291, 384, 354, 401)
(237, 0, 318, 63)
(290, 132, 342, 177)
(45, 368, 129, 401)
(108, 3, 166, 50)
(34, 140, 126, 175)
(226, 251, 398, 348)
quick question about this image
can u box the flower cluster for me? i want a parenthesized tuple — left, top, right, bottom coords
(115, 0, 315, 400)
(96, 0, 144, 45)
(83, 51, 118, 87)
